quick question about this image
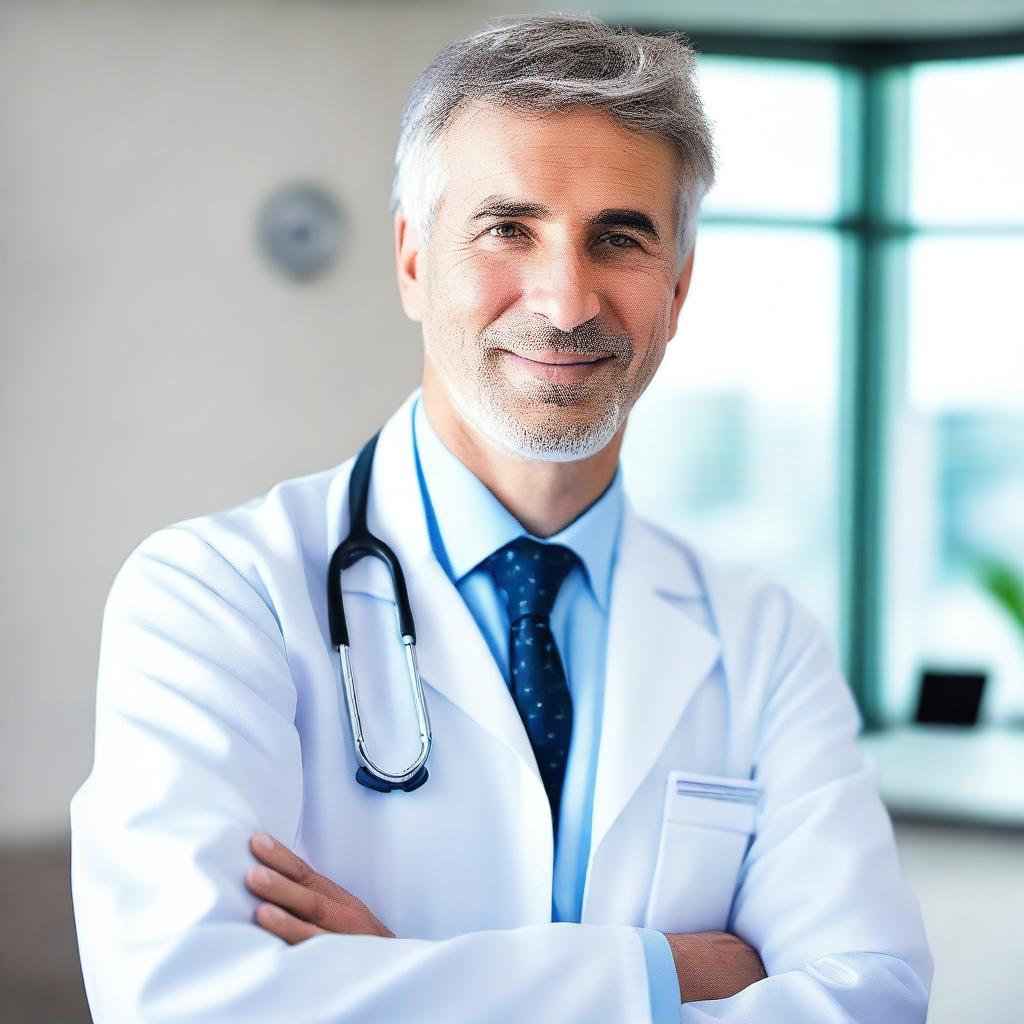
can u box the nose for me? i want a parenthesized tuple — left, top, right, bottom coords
(523, 247, 601, 334)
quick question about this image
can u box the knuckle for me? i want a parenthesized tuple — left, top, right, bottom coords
(309, 895, 332, 928)
(293, 858, 316, 887)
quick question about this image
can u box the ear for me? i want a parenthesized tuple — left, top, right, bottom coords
(666, 244, 696, 341)
(394, 209, 424, 322)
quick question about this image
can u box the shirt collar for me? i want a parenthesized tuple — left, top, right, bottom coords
(411, 394, 622, 611)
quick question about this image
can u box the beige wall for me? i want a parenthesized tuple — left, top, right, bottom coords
(1, 0, 531, 843)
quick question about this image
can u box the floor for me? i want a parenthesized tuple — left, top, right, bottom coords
(1, 820, 1019, 1022)
(889, 819, 1023, 1024)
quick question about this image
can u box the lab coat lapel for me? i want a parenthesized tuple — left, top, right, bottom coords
(326, 388, 546, 793)
(587, 501, 722, 865)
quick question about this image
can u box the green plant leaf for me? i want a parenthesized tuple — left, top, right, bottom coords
(975, 557, 1024, 634)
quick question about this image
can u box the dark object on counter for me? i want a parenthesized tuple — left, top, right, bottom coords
(915, 668, 987, 725)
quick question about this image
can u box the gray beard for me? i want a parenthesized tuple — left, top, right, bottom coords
(446, 377, 624, 462)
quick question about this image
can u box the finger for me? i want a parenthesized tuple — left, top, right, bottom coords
(245, 863, 336, 929)
(248, 833, 395, 938)
(250, 834, 352, 904)
(253, 900, 328, 946)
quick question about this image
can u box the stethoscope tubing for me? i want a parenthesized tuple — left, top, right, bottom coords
(327, 432, 431, 792)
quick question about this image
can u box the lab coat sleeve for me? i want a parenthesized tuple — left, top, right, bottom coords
(678, 590, 934, 1024)
(69, 526, 656, 1024)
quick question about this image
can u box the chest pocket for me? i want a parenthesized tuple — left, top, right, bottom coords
(642, 770, 760, 934)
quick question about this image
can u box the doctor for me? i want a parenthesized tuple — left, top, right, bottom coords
(70, 12, 932, 1023)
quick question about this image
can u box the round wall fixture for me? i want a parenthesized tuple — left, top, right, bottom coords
(257, 182, 344, 282)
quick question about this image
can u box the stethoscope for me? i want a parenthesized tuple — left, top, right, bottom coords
(327, 432, 432, 794)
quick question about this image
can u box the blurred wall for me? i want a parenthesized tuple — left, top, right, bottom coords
(1, 0, 1021, 844)
(1, 0, 521, 844)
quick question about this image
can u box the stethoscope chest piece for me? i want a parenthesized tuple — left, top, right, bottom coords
(327, 431, 432, 793)
(355, 764, 429, 793)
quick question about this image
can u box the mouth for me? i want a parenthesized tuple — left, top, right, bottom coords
(504, 349, 612, 365)
(498, 349, 614, 384)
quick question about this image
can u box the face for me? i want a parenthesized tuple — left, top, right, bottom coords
(396, 101, 696, 462)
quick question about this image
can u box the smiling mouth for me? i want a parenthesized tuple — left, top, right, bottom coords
(500, 349, 612, 366)
(498, 348, 614, 385)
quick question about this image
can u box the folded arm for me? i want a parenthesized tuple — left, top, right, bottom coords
(69, 527, 657, 1024)
(665, 930, 766, 1002)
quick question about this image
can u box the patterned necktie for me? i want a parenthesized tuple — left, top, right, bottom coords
(483, 537, 579, 837)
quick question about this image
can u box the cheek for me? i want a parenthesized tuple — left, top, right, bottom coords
(617, 274, 669, 332)
(438, 256, 521, 327)
(612, 274, 672, 364)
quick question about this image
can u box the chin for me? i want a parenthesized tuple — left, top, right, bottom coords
(477, 399, 620, 462)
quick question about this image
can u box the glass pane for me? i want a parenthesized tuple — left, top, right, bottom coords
(909, 56, 1024, 225)
(621, 225, 842, 646)
(883, 230, 1024, 725)
(882, 408, 1024, 724)
(906, 236, 1024, 413)
(697, 57, 843, 220)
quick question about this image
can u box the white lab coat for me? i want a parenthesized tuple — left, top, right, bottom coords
(70, 386, 933, 1023)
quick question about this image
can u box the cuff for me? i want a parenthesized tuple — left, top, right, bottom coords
(636, 927, 680, 1022)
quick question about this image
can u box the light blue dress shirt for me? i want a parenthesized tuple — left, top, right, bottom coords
(409, 394, 680, 1022)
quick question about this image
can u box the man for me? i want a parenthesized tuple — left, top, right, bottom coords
(70, 13, 932, 1023)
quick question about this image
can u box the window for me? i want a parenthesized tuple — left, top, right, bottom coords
(882, 56, 1024, 725)
(620, 34, 1024, 729)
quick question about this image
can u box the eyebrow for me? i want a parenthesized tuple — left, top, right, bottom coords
(467, 194, 663, 244)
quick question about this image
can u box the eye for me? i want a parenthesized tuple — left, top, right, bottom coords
(484, 223, 642, 250)
(487, 222, 526, 240)
(601, 232, 640, 249)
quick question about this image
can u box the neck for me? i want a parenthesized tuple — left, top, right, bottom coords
(420, 374, 623, 539)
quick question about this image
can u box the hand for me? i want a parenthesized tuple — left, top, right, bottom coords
(664, 930, 767, 1003)
(245, 832, 395, 944)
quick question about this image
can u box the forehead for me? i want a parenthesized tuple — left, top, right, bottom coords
(435, 101, 679, 222)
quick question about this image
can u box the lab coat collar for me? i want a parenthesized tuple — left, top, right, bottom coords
(327, 386, 721, 878)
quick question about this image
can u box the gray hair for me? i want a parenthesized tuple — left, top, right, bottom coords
(390, 12, 717, 268)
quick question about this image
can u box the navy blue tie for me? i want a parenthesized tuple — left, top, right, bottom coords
(483, 537, 579, 837)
